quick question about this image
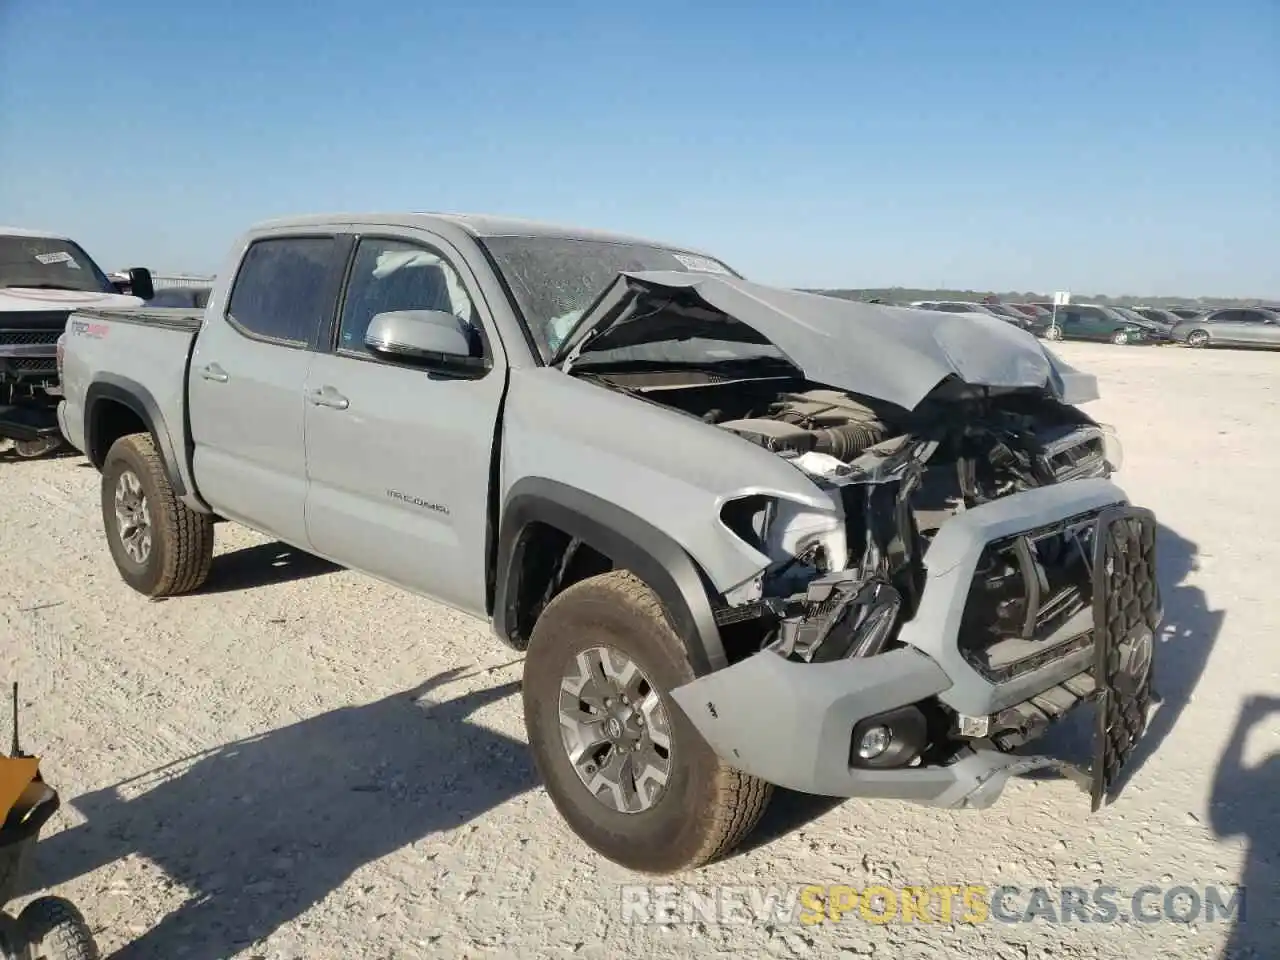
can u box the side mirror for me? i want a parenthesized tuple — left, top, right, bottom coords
(364, 310, 485, 372)
(127, 267, 154, 301)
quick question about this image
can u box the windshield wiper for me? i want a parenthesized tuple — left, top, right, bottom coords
(569, 354, 794, 374)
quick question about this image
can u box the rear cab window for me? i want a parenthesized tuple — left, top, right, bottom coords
(225, 236, 348, 348)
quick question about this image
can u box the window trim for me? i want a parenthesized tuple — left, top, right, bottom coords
(223, 233, 349, 351)
(325, 233, 496, 375)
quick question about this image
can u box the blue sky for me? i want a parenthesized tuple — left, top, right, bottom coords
(1, 0, 1275, 296)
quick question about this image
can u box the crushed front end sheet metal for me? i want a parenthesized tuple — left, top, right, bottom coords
(670, 486, 1161, 811)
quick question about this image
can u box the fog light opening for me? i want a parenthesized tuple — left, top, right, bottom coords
(850, 704, 932, 769)
(857, 724, 893, 760)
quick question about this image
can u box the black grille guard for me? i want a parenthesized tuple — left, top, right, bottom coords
(991, 504, 1162, 810)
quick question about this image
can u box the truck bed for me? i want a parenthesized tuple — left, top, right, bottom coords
(68, 305, 204, 332)
(59, 304, 205, 501)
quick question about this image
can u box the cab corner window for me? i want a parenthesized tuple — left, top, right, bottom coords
(226, 236, 341, 345)
(336, 238, 482, 358)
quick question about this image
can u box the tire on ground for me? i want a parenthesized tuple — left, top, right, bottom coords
(100, 433, 214, 597)
(18, 896, 101, 960)
(522, 570, 772, 873)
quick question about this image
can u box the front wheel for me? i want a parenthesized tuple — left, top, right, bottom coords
(1045, 325, 1063, 341)
(1112, 330, 1130, 345)
(1186, 330, 1210, 348)
(522, 571, 772, 873)
(18, 897, 100, 960)
(101, 433, 214, 597)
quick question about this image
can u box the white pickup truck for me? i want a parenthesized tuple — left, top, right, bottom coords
(57, 211, 1161, 873)
(0, 227, 150, 456)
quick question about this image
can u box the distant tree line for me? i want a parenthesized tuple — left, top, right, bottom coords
(804, 288, 1277, 309)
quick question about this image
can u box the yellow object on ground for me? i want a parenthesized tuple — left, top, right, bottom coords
(0, 756, 40, 822)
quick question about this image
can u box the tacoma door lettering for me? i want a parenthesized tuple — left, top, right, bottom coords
(386, 489, 450, 516)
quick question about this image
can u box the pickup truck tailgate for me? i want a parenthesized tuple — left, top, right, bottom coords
(60, 307, 202, 488)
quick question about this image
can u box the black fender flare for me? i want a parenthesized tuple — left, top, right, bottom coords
(84, 374, 188, 497)
(492, 477, 728, 677)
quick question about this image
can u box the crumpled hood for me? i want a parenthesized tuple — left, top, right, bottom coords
(0, 287, 142, 313)
(558, 271, 1098, 409)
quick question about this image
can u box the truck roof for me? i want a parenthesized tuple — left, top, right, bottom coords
(246, 211, 712, 255)
(0, 226, 73, 241)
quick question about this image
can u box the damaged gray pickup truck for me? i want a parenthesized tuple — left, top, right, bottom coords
(57, 213, 1161, 873)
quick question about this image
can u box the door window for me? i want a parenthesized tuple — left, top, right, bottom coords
(226, 236, 344, 346)
(336, 238, 481, 358)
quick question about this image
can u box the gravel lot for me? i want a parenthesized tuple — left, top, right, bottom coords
(2, 341, 1276, 959)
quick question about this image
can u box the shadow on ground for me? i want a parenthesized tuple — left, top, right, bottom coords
(1033, 522, 1225, 798)
(27, 668, 533, 959)
(732, 789, 843, 858)
(197, 541, 341, 594)
(1209, 696, 1279, 959)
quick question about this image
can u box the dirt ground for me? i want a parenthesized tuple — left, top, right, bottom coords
(2, 341, 1276, 959)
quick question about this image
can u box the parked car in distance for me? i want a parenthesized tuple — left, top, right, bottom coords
(980, 302, 1042, 332)
(1170, 307, 1280, 349)
(909, 300, 1038, 332)
(1011, 303, 1053, 321)
(1133, 307, 1183, 331)
(56, 210, 1152, 874)
(1110, 306, 1172, 342)
(1039, 304, 1149, 345)
(1169, 307, 1208, 320)
(910, 300, 995, 316)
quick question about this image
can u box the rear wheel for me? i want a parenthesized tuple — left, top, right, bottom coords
(101, 433, 214, 597)
(522, 570, 771, 873)
(18, 896, 100, 960)
(1186, 329, 1210, 348)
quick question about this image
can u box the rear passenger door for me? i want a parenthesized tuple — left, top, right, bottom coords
(301, 233, 508, 617)
(189, 234, 351, 546)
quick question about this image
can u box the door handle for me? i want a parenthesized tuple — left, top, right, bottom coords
(200, 363, 229, 383)
(307, 387, 349, 410)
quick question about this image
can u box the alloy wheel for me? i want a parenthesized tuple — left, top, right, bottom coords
(558, 645, 673, 813)
(113, 469, 153, 565)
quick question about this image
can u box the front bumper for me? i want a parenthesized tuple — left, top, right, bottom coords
(670, 481, 1160, 810)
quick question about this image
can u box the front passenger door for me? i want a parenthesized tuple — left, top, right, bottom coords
(303, 234, 508, 616)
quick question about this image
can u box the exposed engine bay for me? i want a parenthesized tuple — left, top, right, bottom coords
(585, 370, 1115, 676)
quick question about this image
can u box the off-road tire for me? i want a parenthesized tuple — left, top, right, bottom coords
(18, 896, 100, 960)
(523, 570, 772, 873)
(1186, 330, 1210, 348)
(101, 433, 213, 597)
